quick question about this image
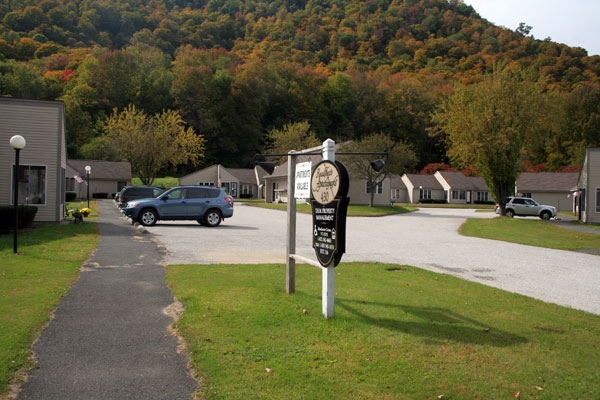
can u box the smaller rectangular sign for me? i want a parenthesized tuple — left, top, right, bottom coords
(295, 161, 312, 199)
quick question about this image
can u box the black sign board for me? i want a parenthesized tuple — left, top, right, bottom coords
(310, 160, 350, 267)
(311, 197, 349, 266)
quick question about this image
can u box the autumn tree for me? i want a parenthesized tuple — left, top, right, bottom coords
(339, 133, 417, 207)
(266, 121, 321, 163)
(105, 105, 205, 185)
(432, 65, 547, 215)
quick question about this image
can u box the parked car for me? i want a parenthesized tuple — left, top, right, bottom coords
(116, 186, 162, 208)
(495, 196, 557, 220)
(123, 185, 234, 227)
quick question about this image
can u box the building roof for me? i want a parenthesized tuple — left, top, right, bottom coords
(227, 168, 258, 184)
(68, 159, 132, 181)
(403, 173, 444, 189)
(436, 171, 489, 191)
(516, 172, 579, 192)
(389, 174, 407, 189)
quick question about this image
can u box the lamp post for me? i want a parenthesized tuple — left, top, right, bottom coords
(85, 165, 91, 208)
(10, 135, 26, 254)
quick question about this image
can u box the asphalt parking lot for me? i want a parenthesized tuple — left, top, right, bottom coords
(125, 203, 600, 316)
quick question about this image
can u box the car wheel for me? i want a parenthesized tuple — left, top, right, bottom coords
(139, 209, 157, 226)
(203, 210, 222, 227)
(505, 209, 515, 218)
(540, 211, 551, 220)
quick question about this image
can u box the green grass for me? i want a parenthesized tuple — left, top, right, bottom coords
(131, 176, 179, 188)
(166, 262, 600, 399)
(2, 201, 598, 399)
(460, 217, 600, 251)
(0, 221, 98, 396)
(249, 202, 414, 216)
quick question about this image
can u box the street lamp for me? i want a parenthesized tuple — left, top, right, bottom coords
(10, 135, 26, 254)
(85, 165, 91, 208)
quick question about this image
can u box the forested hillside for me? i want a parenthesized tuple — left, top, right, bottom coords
(1, 0, 599, 171)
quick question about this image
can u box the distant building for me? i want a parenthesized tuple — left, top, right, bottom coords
(67, 160, 132, 199)
(179, 164, 269, 199)
(515, 172, 579, 212)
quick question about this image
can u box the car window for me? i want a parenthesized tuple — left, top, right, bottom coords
(513, 198, 525, 205)
(166, 189, 185, 199)
(206, 188, 220, 198)
(187, 188, 209, 199)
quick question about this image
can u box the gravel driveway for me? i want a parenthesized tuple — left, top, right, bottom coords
(133, 204, 600, 316)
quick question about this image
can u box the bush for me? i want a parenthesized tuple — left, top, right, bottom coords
(92, 193, 108, 199)
(65, 191, 77, 202)
(419, 199, 448, 204)
(0, 205, 38, 232)
(240, 193, 254, 199)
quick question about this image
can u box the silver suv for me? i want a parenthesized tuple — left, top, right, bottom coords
(497, 197, 557, 220)
(123, 186, 234, 227)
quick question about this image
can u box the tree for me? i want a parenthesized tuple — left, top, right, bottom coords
(340, 133, 417, 207)
(431, 65, 547, 215)
(105, 105, 205, 185)
(266, 121, 321, 163)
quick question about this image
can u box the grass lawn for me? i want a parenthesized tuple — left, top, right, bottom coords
(460, 217, 600, 251)
(2, 200, 599, 399)
(0, 219, 98, 396)
(248, 201, 414, 217)
(131, 176, 179, 188)
(166, 262, 600, 400)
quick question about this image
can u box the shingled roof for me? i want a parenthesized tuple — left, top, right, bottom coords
(436, 171, 489, 191)
(403, 173, 444, 189)
(68, 159, 132, 181)
(516, 172, 579, 192)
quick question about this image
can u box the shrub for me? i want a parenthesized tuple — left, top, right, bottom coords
(419, 199, 447, 204)
(65, 191, 77, 202)
(240, 193, 254, 199)
(0, 205, 38, 232)
(92, 193, 108, 199)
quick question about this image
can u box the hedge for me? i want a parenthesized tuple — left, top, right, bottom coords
(65, 191, 77, 202)
(0, 205, 38, 232)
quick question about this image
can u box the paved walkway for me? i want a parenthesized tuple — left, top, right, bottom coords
(17, 201, 196, 400)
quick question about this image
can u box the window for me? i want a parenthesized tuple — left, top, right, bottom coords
(391, 188, 401, 200)
(241, 184, 251, 195)
(475, 191, 489, 202)
(366, 181, 383, 194)
(198, 182, 215, 187)
(452, 190, 466, 200)
(419, 188, 431, 200)
(66, 177, 75, 192)
(596, 188, 600, 213)
(12, 165, 46, 205)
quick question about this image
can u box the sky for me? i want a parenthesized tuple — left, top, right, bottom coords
(465, 0, 600, 56)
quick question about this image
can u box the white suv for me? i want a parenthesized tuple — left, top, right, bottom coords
(496, 197, 557, 220)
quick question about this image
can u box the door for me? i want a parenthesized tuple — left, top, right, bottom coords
(159, 188, 188, 217)
(186, 187, 211, 218)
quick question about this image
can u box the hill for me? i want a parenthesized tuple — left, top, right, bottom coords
(1, 0, 599, 170)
